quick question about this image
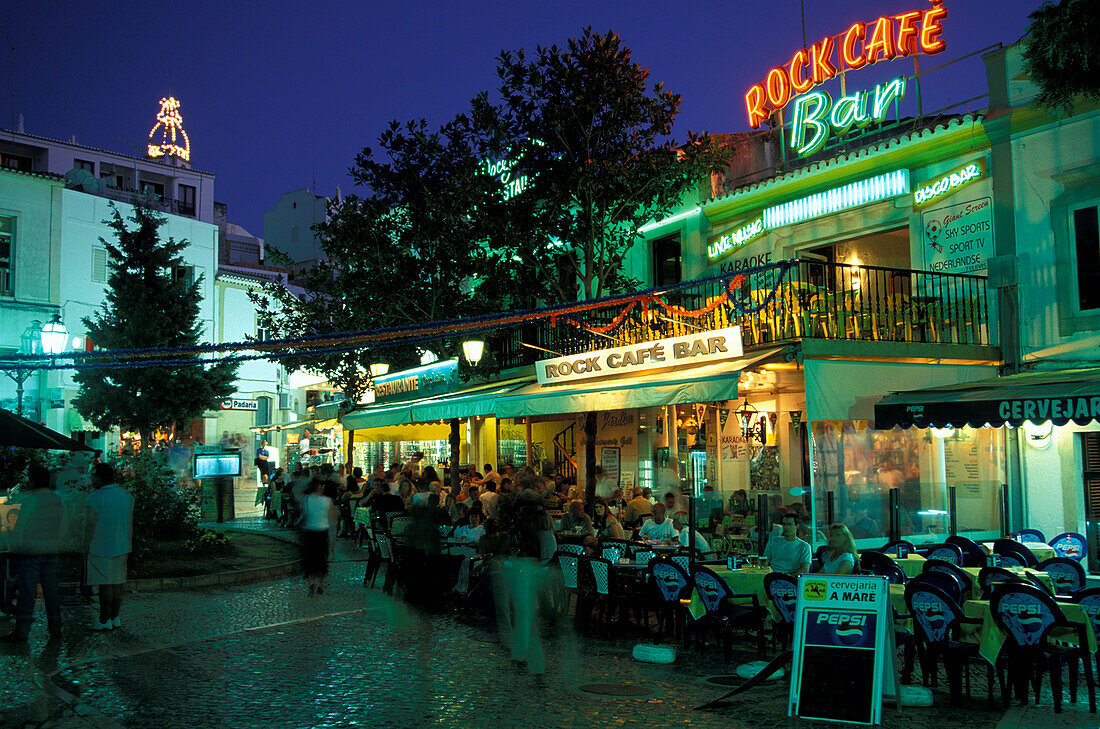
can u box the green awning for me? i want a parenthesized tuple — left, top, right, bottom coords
(875, 366, 1100, 429)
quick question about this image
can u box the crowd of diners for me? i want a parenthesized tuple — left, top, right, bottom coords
(264, 455, 862, 589)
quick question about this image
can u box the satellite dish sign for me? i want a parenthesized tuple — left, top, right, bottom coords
(789, 574, 898, 724)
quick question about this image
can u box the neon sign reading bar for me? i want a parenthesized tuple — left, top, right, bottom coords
(744, 2, 947, 129)
(789, 77, 906, 156)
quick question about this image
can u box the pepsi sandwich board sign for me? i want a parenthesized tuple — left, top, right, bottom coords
(790, 575, 897, 724)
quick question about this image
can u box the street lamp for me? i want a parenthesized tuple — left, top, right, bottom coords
(40, 314, 69, 355)
(3, 314, 67, 418)
(461, 339, 484, 367)
(369, 362, 390, 378)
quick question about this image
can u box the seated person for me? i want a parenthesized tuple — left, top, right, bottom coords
(763, 514, 812, 576)
(638, 504, 679, 543)
(678, 526, 710, 554)
(477, 518, 511, 558)
(624, 488, 653, 526)
(454, 509, 486, 545)
(816, 523, 858, 575)
(560, 500, 595, 537)
(662, 492, 689, 528)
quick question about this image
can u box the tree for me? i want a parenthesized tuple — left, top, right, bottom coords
(73, 203, 237, 443)
(1024, 0, 1100, 115)
(473, 28, 727, 302)
(250, 116, 511, 401)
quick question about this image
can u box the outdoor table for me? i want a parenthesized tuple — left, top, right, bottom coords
(962, 599, 1097, 665)
(687, 566, 772, 620)
(980, 541, 1056, 562)
(353, 506, 370, 529)
(894, 554, 927, 578)
(270, 490, 282, 514)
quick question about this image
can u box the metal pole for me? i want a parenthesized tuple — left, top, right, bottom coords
(16, 374, 24, 418)
(688, 490, 696, 574)
(757, 493, 768, 555)
(826, 490, 835, 527)
(948, 486, 958, 537)
(889, 488, 900, 542)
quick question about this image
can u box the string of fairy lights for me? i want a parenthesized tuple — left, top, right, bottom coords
(0, 260, 796, 374)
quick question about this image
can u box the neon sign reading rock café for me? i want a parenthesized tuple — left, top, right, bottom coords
(744, 2, 948, 155)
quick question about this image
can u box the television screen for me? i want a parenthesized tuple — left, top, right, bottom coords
(193, 452, 242, 479)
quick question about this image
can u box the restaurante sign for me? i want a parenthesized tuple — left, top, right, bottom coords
(373, 359, 459, 402)
(536, 327, 744, 385)
(744, 2, 947, 129)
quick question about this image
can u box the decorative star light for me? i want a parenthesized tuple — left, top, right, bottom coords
(147, 97, 191, 162)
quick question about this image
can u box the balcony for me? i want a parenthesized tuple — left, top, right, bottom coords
(491, 260, 990, 369)
(100, 184, 195, 217)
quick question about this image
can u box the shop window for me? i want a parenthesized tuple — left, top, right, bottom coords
(653, 236, 681, 287)
(810, 421, 1004, 545)
(1073, 204, 1100, 311)
(0, 215, 12, 295)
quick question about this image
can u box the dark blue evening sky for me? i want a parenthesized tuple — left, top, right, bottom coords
(3, 1, 1036, 235)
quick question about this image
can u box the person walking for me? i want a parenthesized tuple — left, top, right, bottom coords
(300, 478, 337, 596)
(84, 463, 135, 631)
(2, 465, 65, 643)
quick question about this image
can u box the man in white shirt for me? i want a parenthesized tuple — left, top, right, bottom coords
(454, 510, 486, 546)
(479, 481, 499, 519)
(679, 527, 710, 554)
(763, 514, 812, 575)
(84, 463, 135, 631)
(638, 504, 679, 542)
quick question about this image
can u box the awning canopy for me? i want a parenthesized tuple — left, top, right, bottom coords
(874, 367, 1100, 429)
(340, 348, 785, 429)
(341, 378, 531, 431)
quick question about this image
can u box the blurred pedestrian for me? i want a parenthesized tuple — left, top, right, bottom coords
(2, 465, 65, 643)
(301, 478, 336, 596)
(84, 463, 134, 631)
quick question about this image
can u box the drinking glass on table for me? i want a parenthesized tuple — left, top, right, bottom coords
(758, 556, 770, 569)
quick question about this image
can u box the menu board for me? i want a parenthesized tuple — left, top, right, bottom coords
(790, 575, 896, 725)
(600, 447, 621, 487)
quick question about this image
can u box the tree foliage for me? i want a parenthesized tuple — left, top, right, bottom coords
(1024, 0, 1100, 115)
(250, 117, 508, 400)
(474, 27, 727, 301)
(73, 203, 237, 441)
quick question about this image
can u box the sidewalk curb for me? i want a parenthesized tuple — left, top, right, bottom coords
(127, 527, 302, 593)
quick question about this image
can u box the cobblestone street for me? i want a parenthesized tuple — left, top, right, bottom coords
(1, 530, 1095, 729)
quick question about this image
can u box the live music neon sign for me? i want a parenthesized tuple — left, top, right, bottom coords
(744, 1, 948, 130)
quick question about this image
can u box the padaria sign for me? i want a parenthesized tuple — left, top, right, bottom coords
(536, 327, 744, 385)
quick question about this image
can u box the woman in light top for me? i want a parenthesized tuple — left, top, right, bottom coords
(593, 498, 625, 540)
(817, 523, 858, 575)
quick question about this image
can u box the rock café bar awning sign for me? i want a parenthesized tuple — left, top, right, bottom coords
(536, 327, 745, 385)
(744, 2, 948, 156)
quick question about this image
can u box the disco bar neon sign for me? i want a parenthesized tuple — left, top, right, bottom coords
(744, 1, 947, 129)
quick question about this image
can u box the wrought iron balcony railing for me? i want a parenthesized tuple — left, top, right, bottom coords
(490, 260, 989, 369)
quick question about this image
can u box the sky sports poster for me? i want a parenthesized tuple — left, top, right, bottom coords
(790, 575, 895, 724)
(920, 195, 994, 275)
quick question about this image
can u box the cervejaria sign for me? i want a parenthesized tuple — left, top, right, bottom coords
(743, 2, 948, 157)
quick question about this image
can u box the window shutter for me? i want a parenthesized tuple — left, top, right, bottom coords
(91, 247, 108, 283)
